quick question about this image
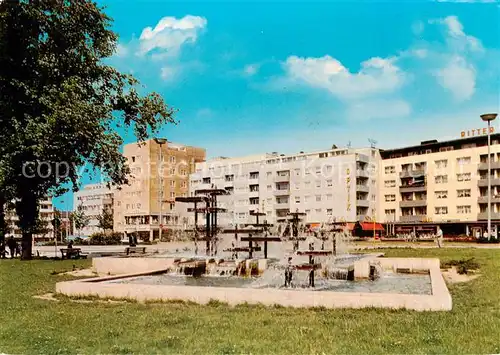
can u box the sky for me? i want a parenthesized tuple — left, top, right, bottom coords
(54, 0, 500, 209)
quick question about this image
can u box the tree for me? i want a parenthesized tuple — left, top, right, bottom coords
(0, 1, 176, 259)
(97, 207, 113, 233)
(52, 209, 62, 241)
(70, 205, 90, 237)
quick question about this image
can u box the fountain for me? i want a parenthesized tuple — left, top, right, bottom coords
(56, 205, 452, 311)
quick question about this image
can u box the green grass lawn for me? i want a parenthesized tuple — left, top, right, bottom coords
(1, 248, 500, 354)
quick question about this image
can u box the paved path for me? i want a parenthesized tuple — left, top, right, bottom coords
(33, 241, 500, 258)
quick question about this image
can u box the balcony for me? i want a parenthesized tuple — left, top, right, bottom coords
(275, 201, 290, 209)
(275, 174, 290, 183)
(400, 215, 426, 222)
(399, 169, 425, 178)
(356, 169, 370, 178)
(478, 195, 500, 204)
(356, 199, 370, 207)
(399, 199, 427, 208)
(477, 211, 500, 220)
(478, 178, 500, 187)
(478, 161, 500, 170)
(248, 190, 259, 198)
(355, 153, 369, 163)
(274, 189, 290, 196)
(399, 184, 426, 192)
(356, 184, 370, 193)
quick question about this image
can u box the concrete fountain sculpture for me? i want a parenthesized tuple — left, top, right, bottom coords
(56, 203, 452, 311)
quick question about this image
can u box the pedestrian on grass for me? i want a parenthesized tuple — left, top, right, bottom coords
(284, 257, 293, 287)
(6, 236, 16, 259)
(436, 227, 444, 248)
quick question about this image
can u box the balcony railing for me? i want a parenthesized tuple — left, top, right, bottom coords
(478, 178, 500, 187)
(356, 169, 370, 178)
(399, 169, 425, 178)
(273, 189, 290, 196)
(356, 185, 370, 193)
(356, 199, 370, 207)
(478, 195, 500, 203)
(275, 201, 290, 209)
(399, 184, 426, 192)
(478, 211, 500, 220)
(400, 215, 426, 222)
(478, 161, 500, 170)
(275, 174, 290, 182)
(399, 199, 427, 208)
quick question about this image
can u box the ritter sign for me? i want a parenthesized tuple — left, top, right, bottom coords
(461, 127, 495, 138)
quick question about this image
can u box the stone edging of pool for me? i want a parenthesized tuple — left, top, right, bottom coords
(56, 257, 451, 311)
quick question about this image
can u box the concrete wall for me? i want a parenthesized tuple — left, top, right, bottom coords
(92, 257, 176, 276)
(58, 257, 452, 311)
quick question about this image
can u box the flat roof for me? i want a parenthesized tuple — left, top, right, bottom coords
(380, 133, 500, 159)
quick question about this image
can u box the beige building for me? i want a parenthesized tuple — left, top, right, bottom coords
(113, 139, 205, 240)
(378, 132, 500, 236)
(6, 197, 54, 240)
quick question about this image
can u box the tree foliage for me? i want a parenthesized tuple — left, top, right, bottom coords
(0, 0, 176, 258)
(70, 205, 90, 236)
(97, 207, 113, 233)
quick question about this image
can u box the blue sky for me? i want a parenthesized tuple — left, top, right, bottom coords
(54, 0, 500, 209)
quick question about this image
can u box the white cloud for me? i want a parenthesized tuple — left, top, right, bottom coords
(430, 16, 483, 52)
(283, 55, 406, 100)
(160, 66, 177, 80)
(436, 56, 476, 100)
(115, 43, 129, 58)
(196, 108, 215, 118)
(347, 99, 411, 121)
(137, 15, 207, 58)
(243, 64, 260, 76)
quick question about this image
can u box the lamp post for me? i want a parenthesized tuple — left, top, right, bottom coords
(154, 138, 168, 242)
(480, 113, 497, 240)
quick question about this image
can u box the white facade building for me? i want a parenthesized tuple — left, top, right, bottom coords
(6, 197, 54, 240)
(189, 148, 380, 226)
(73, 183, 114, 236)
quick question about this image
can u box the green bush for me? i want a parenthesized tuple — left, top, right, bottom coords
(88, 232, 122, 245)
(441, 257, 480, 274)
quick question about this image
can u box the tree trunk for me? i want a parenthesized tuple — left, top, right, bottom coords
(16, 193, 39, 261)
(21, 231, 32, 260)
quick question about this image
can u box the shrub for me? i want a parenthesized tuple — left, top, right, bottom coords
(88, 232, 122, 245)
(441, 258, 480, 274)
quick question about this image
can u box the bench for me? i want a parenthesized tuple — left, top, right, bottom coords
(60, 248, 86, 260)
(125, 246, 147, 255)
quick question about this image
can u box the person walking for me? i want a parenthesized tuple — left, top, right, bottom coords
(6, 236, 17, 258)
(436, 226, 444, 248)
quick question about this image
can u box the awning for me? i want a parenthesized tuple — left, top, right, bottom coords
(359, 222, 385, 231)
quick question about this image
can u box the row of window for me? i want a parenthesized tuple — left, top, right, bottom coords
(385, 205, 472, 215)
(384, 173, 472, 186)
(232, 194, 337, 206)
(385, 189, 473, 201)
(385, 156, 473, 174)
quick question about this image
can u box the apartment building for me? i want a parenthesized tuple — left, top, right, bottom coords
(6, 197, 54, 240)
(378, 132, 500, 236)
(113, 139, 206, 240)
(189, 147, 380, 227)
(73, 183, 114, 236)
